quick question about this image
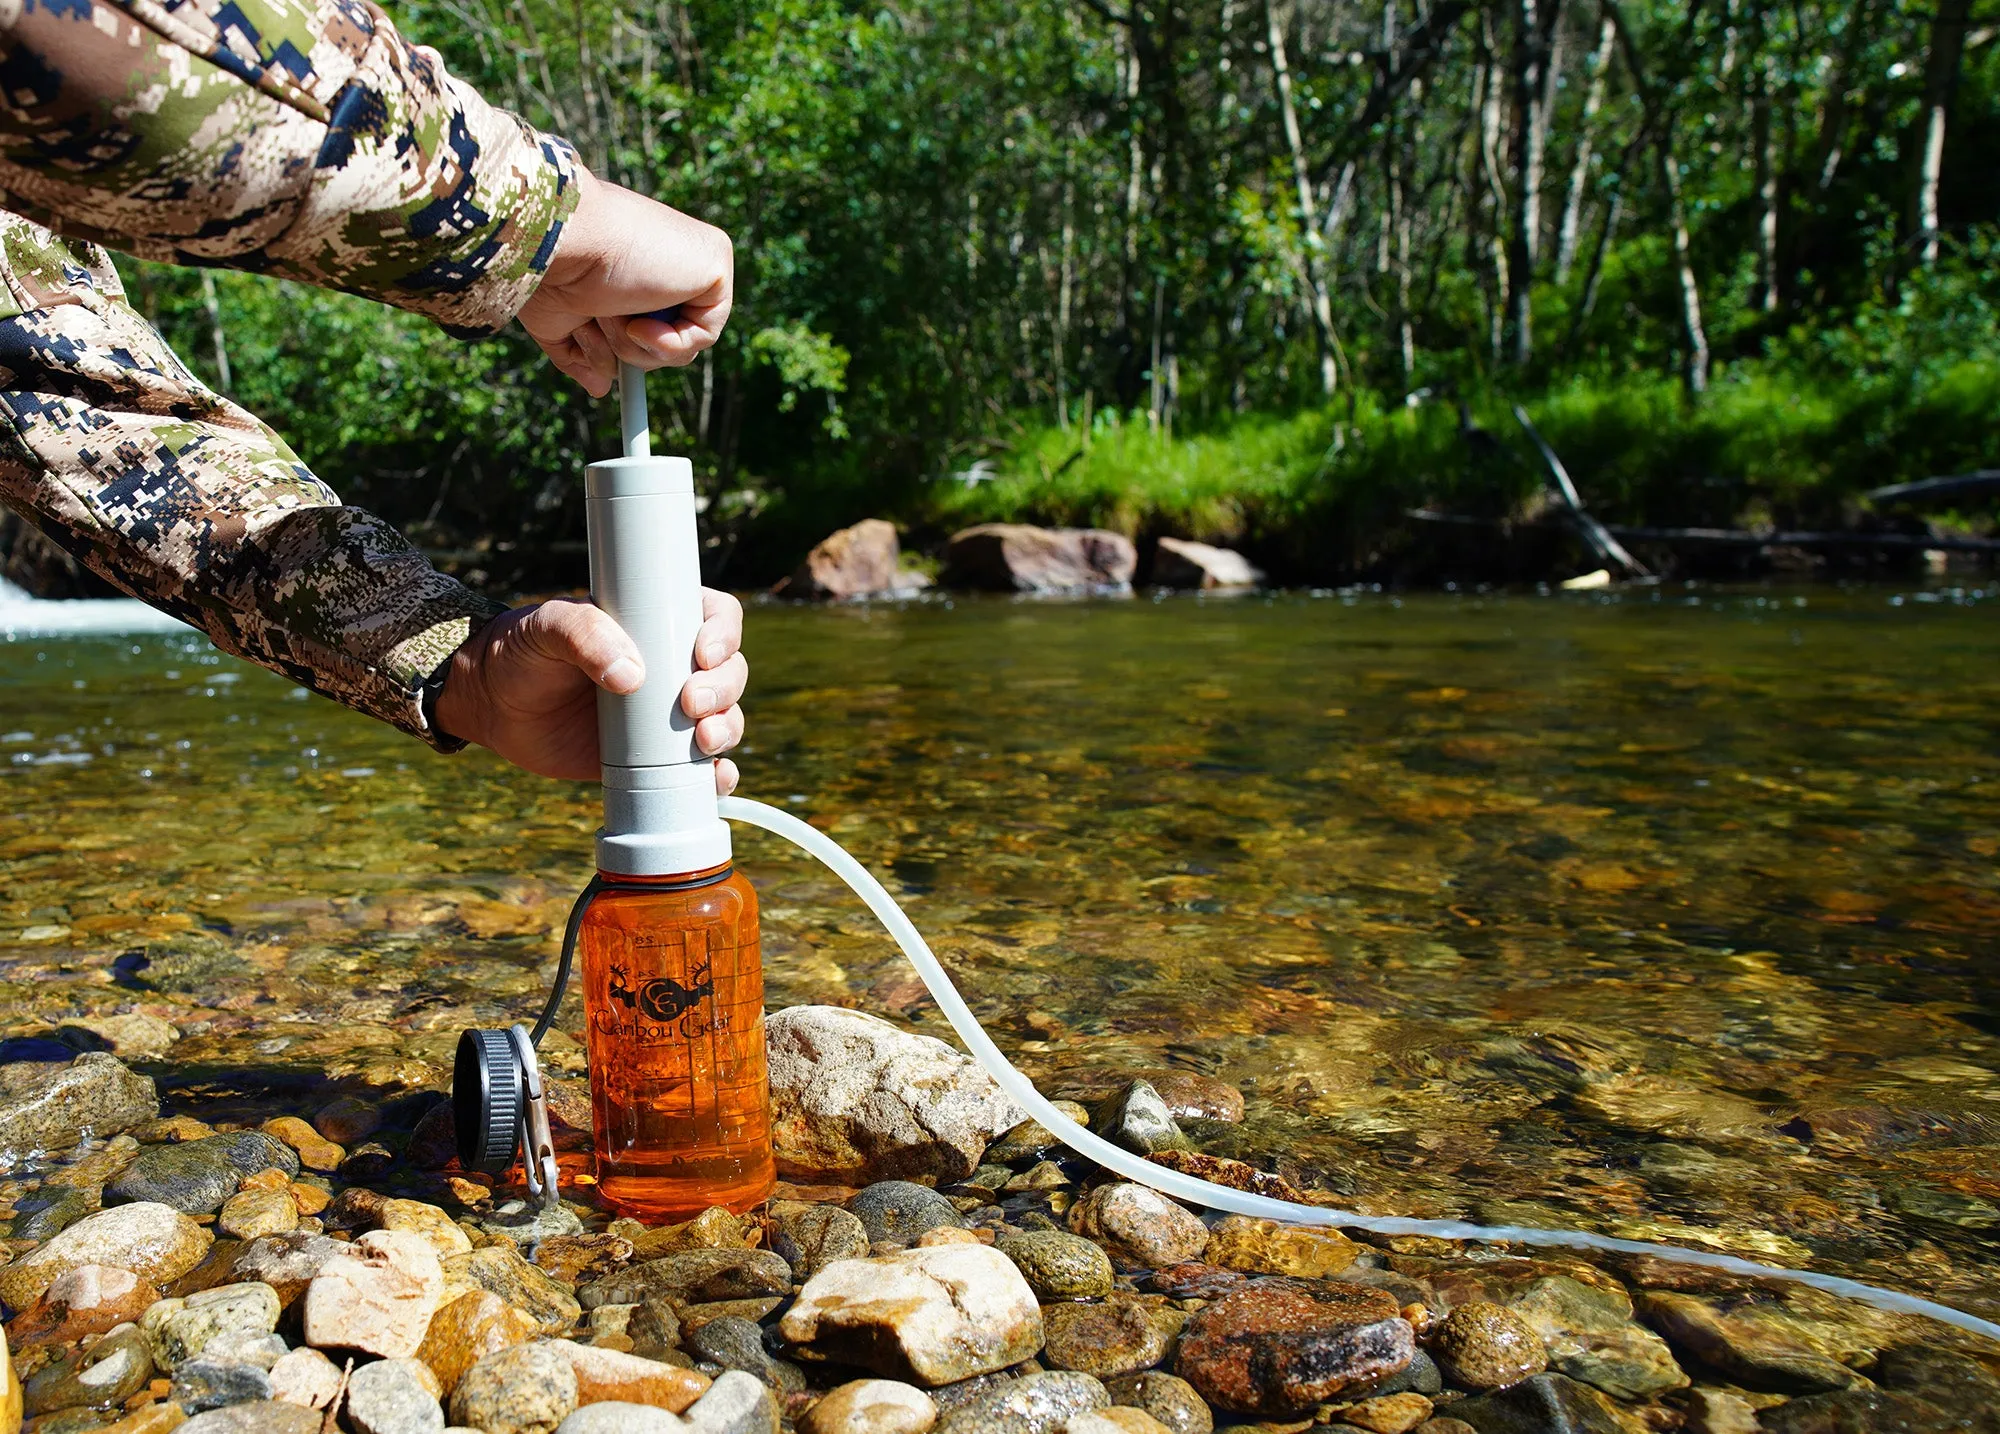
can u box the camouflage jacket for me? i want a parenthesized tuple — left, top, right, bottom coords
(0, 0, 581, 747)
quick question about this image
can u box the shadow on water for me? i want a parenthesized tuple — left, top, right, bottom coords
(2, 581, 1998, 1322)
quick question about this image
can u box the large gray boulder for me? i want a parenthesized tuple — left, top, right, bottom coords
(941, 525, 1136, 593)
(766, 1006, 1025, 1185)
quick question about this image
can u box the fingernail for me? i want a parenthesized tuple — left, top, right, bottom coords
(603, 657, 643, 691)
(702, 641, 727, 665)
(688, 684, 717, 716)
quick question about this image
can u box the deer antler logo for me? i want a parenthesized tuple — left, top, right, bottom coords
(606, 959, 713, 1023)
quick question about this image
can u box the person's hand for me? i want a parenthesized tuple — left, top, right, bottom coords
(519, 167, 733, 397)
(434, 594, 746, 790)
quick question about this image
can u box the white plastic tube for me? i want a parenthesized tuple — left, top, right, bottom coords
(718, 794, 2000, 1340)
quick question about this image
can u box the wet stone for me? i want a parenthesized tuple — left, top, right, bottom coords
(549, 1339, 711, 1411)
(346, 1356, 447, 1434)
(338, 1141, 396, 1183)
(929, 1372, 1017, 1414)
(22, 1325, 154, 1416)
(0, 1201, 213, 1310)
(995, 1230, 1114, 1300)
(157, 1281, 282, 1369)
(1202, 1216, 1357, 1279)
(478, 1199, 586, 1248)
(580, 1247, 790, 1313)
(1091, 1082, 1192, 1158)
(1427, 1302, 1547, 1392)
(1145, 1263, 1249, 1301)
(15, 1186, 97, 1244)
(303, 1228, 446, 1358)
(8, 1265, 162, 1353)
(534, 1233, 634, 1285)
(849, 1181, 964, 1245)
(173, 1359, 278, 1414)
(1442, 1372, 1627, 1434)
(311, 1096, 382, 1146)
(381, 1198, 474, 1258)
(267, 1347, 343, 1410)
(985, 1106, 1089, 1167)
(1756, 1388, 1957, 1434)
(1635, 1292, 1859, 1394)
(1363, 1347, 1441, 1398)
(216, 1188, 297, 1242)
(441, 1243, 584, 1334)
(258, 1118, 342, 1175)
(229, 1232, 342, 1308)
(935, 1370, 1109, 1434)
(1175, 1280, 1413, 1417)
(557, 1404, 686, 1434)
(689, 1314, 807, 1393)
(107, 1133, 297, 1216)
(0, 1053, 158, 1164)
(449, 1342, 579, 1434)
(780, 1243, 1042, 1386)
(175, 1403, 324, 1434)
(1103, 1372, 1213, 1434)
(417, 1290, 544, 1396)
(768, 1203, 870, 1280)
(799, 1379, 939, 1434)
(1042, 1294, 1174, 1378)
(1139, 1072, 1244, 1125)
(617, 1206, 757, 1259)
(1336, 1393, 1434, 1434)
(1068, 1185, 1209, 1270)
(683, 1369, 781, 1434)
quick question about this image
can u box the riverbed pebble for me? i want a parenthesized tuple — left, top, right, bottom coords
(108, 1131, 298, 1214)
(268, 1347, 343, 1409)
(0, 1052, 158, 1163)
(0, 1201, 212, 1308)
(552, 1338, 711, 1409)
(1428, 1300, 1548, 1391)
(768, 1202, 871, 1279)
(800, 1378, 939, 1434)
(1090, 1081, 1192, 1157)
(348, 1356, 448, 1434)
(217, 1187, 299, 1242)
(781, 1243, 1043, 1385)
(450, 1341, 580, 1434)
(1042, 1293, 1175, 1377)
(848, 1179, 965, 1244)
(443, 1243, 585, 1333)
(935, 1369, 1108, 1434)
(995, 1229, 1114, 1299)
(1202, 1215, 1358, 1278)
(1067, 1184, 1210, 1268)
(418, 1289, 545, 1394)
(1103, 1372, 1212, 1434)
(303, 1227, 445, 1358)
(1176, 1280, 1414, 1417)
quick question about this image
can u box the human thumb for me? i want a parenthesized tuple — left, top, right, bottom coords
(523, 600, 645, 693)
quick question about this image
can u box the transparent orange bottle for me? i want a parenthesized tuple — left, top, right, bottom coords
(577, 865, 774, 1219)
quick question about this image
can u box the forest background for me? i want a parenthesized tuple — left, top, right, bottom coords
(123, 0, 2000, 586)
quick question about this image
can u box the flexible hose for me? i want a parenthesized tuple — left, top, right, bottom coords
(717, 794, 2000, 1340)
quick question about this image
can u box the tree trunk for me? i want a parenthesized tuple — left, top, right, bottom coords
(1504, 0, 1561, 366)
(1266, 0, 1341, 396)
(1811, 0, 1874, 191)
(1914, 0, 1972, 265)
(199, 270, 231, 392)
(1659, 134, 1710, 392)
(1751, 50, 1777, 310)
(1556, 13, 1616, 283)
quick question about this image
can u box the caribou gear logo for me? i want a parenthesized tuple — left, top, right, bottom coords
(593, 954, 722, 1044)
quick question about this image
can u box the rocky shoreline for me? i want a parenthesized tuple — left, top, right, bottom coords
(2, 1009, 1997, 1434)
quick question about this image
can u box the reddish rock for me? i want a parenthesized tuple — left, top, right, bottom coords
(1151, 538, 1264, 590)
(942, 525, 1137, 593)
(782, 519, 903, 599)
(1145, 1152, 1299, 1203)
(5, 1265, 161, 1352)
(1175, 1280, 1414, 1417)
(1145, 1263, 1251, 1301)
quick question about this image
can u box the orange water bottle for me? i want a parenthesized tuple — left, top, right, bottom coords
(575, 368, 774, 1218)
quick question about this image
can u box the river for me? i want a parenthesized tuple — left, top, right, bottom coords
(2, 582, 1997, 1320)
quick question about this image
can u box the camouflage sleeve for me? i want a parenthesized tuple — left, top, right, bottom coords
(0, 0, 579, 338)
(0, 218, 505, 748)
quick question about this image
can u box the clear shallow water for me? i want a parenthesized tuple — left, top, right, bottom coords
(2, 585, 1997, 1318)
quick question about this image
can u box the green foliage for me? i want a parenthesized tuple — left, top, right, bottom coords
(124, 0, 2000, 583)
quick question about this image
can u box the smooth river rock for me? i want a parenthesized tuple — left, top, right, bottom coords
(107, 1132, 298, 1215)
(784, 519, 903, 600)
(22, 1324, 155, 1416)
(303, 1227, 445, 1358)
(766, 1006, 1025, 1185)
(0, 1052, 157, 1162)
(156, 1281, 283, 1369)
(1429, 1301, 1548, 1391)
(1201, 1215, 1357, 1278)
(800, 1379, 938, 1434)
(450, 1342, 580, 1434)
(346, 1357, 447, 1434)
(1444, 1371, 1628, 1434)
(1102, 1372, 1212, 1434)
(995, 1230, 1114, 1300)
(418, 1291, 544, 1395)
(781, 1243, 1043, 1386)
(0, 1201, 213, 1309)
(848, 1180, 964, 1245)
(1175, 1279, 1414, 1417)
(176, 1402, 324, 1434)
(768, 1203, 871, 1280)
(934, 1370, 1108, 1434)
(1041, 1294, 1175, 1377)
(1067, 1184, 1209, 1269)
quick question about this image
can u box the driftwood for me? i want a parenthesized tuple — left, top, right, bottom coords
(1867, 470, 2000, 504)
(1405, 508, 2000, 554)
(1510, 405, 1651, 578)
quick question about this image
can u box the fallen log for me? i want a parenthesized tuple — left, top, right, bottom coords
(1403, 508, 2000, 554)
(1867, 471, 2000, 504)
(1511, 405, 1651, 578)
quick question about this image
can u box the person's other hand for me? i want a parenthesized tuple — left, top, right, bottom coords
(519, 168, 733, 397)
(434, 593, 746, 790)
